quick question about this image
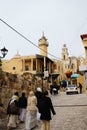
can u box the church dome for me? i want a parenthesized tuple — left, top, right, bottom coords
(12, 51, 21, 59)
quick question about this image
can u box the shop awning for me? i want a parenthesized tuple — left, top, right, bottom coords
(65, 70, 72, 78)
(65, 70, 72, 75)
(71, 73, 79, 78)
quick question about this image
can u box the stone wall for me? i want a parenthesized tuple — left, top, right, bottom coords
(0, 72, 49, 108)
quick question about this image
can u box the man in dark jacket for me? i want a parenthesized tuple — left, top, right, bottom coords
(38, 90, 56, 130)
(78, 83, 82, 93)
(35, 87, 43, 121)
(35, 87, 43, 108)
(18, 92, 27, 123)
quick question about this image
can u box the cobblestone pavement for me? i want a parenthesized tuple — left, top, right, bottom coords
(1, 92, 87, 130)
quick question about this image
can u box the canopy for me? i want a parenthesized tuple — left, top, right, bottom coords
(71, 73, 79, 78)
(65, 70, 72, 78)
(65, 70, 72, 75)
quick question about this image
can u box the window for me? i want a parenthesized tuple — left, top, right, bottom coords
(53, 64, 56, 69)
(25, 65, 29, 71)
(33, 60, 36, 70)
(63, 55, 65, 60)
(13, 67, 16, 70)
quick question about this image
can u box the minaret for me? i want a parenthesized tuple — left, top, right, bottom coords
(61, 44, 69, 61)
(38, 32, 49, 57)
(80, 34, 87, 59)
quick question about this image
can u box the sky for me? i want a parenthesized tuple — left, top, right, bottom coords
(0, 0, 87, 60)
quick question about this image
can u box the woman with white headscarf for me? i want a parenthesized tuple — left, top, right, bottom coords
(7, 92, 19, 130)
(25, 90, 37, 130)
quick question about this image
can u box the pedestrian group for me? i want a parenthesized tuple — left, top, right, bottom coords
(6, 88, 56, 130)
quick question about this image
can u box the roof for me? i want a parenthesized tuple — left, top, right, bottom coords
(36, 54, 53, 63)
(80, 34, 87, 40)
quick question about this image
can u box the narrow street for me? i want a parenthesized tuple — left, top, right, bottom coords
(1, 92, 87, 130)
(50, 92, 87, 130)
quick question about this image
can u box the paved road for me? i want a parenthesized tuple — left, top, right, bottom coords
(51, 92, 87, 130)
(1, 92, 87, 130)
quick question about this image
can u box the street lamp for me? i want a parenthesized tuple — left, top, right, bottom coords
(0, 47, 8, 58)
(0, 46, 8, 71)
(0, 46, 8, 104)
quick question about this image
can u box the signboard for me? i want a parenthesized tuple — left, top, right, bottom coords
(79, 65, 87, 71)
(44, 71, 49, 77)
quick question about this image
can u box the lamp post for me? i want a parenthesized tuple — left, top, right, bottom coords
(0, 47, 8, 58)
(0, 47, 8, 72)
(0, 46, 8, 104)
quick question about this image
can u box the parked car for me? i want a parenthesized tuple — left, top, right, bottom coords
(66, 84, 78, 94)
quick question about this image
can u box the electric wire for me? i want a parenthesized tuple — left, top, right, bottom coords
(0, 18, 61, 60)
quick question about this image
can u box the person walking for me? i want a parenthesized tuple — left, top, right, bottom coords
(38, 90, 56, 130)
(35, 87, 43, 107)
(49, 84, 53, 95)
(35, 87, 43, 121)
(78, 83, 82, 93)
(25, 90, 38, 130)
(18, 92, 27, 123)
(50, 82, 59, 95)
(7, 92, 19, 130)
(52, 82, 59, 95)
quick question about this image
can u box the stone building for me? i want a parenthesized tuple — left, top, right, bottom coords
(1, 34, 86, 90)
(80, 34, 87, 90)
(80, 34, 87, 63)
(1, 34, 87, 113)
(61, 43, 86, 91)
(2, 35, 53, 75)
(2, 34, 62, 81)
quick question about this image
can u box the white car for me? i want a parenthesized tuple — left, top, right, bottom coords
(66, 84, 78, 94)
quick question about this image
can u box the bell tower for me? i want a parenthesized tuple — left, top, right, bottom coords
(38, 33, 49, 57)
(61, 44, 69, 61)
